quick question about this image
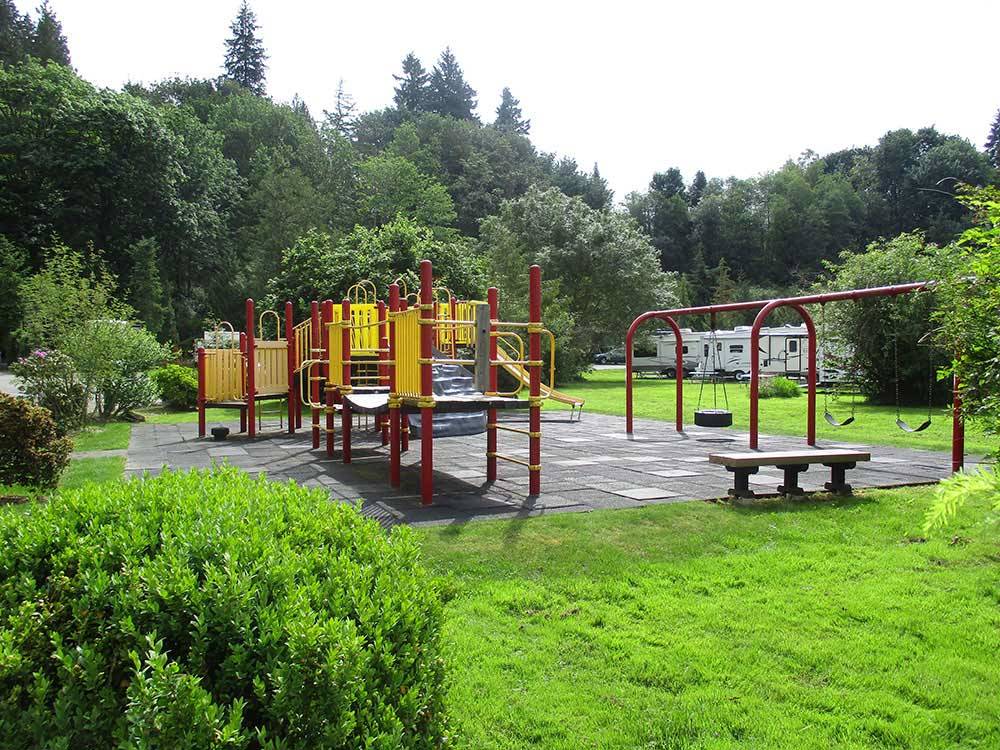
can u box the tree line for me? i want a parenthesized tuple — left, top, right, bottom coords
(1, 0, 998, 383)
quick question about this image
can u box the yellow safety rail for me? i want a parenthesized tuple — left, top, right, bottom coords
(258, 310, 282, 341)
(394, 307, 421, 397)
(292, 319, 311, 373)
(326, 319, 344, 387)
(436, 300, 479, 347)
(331, 304, 381, 352)
(203, 349, 244, 401)
(254, 340, 288, 395)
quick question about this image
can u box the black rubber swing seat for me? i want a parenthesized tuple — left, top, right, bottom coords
(896, 417, 931, 433)
(824, 411, 855, 427)
(694, 409, 734, 428)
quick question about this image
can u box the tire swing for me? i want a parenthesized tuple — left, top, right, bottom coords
(819, 303, 856, 427)
(694, 327, 733, 428)
(893, 330, 933, 433)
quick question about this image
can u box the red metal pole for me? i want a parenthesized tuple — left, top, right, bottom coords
(528, 266, 542, 495)
(487, 287, 499, 481)
(246, 299, 256, 437)
(749, 301, 815, 449)
(239, 332, 248, 434)
(419, 260, 434, 505)
(322, 299, 335, 457)
(626, 313, 685, 434)
(952, 373, 964, 473)
(378, 300, 389, 445)
(388, 284, 401, 487)
(284, 301, 295, 435)
(310, 301, 320, 449)
(400, 298, 410, 453)
(341, 298, 352, 465)
(196, 346, 206, 438)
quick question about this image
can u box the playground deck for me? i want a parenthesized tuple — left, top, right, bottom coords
(125, 413, 965, 527)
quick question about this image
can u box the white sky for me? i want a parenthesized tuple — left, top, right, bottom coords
(26, 0, 1000, 200)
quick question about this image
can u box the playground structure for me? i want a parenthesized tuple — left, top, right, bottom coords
(624, 282, 966, 474)
(197, 261, 578, 505)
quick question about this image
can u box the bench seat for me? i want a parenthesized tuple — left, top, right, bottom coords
(709, 449, 871, 498)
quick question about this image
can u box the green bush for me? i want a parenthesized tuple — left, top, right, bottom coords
(9, 348, 86, 432)
(151, 364, 199, 410)
(0, 467, 449, 748)
(924, 466, 1000, 534)
(0, 392, 73, 487)
(758, 376, 802, 399)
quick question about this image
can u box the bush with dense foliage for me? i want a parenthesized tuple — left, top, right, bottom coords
(9, 348, 86, 431)
(150, 364, 199, 410)
(0, 393, 73, 487)
(0, 467, 449, 748)
(933, 186, 1000, 448)
(758, 376, 802, 399)
(63, 320, 168, 419)
(815, 232, 948, 405)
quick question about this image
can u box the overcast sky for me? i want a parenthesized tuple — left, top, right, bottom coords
(25, 0, 1000, 200)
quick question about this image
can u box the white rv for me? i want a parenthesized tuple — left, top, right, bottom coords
(607, 328, 702, 377)
(696, 323, 849, 382)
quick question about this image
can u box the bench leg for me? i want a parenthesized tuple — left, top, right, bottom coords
(823, 462, 856, 495)
(776, 464, 809, 496)
(726, 466, 757, 499)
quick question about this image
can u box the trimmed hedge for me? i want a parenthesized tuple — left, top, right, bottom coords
(0, 393, 73, 487)
(150, 364, 199, 410)
(758, 376, 802, 399)
(0, 467, 449, 748)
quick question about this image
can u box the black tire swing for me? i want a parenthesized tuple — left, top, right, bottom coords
(893, 329, 933, 433)
(694, 322, 733, 428)
(819, 303, 856, 427)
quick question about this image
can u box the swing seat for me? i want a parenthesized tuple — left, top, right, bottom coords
(695, 409, 733, 428)
(896, 417, 931, 433)
(824, 411, 855, 427)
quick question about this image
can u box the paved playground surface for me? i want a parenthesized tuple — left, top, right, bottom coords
(125, 411, 961, 526)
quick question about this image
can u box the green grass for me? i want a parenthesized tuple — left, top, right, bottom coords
(140, 400, 289, 424)
(548, 369, 993, 455)
(71, 421, 131, 451)
(418, 487, 1000, 748)
(58, 456, 125, 489)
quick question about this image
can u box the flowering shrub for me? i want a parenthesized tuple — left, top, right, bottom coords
(9, 348, 86, 431)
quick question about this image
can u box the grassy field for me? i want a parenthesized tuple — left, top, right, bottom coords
(139, 401, 288, 424)
(419, 486, 999, 749)
(71, 421, 132, 451)
(547, 369, 993, 456)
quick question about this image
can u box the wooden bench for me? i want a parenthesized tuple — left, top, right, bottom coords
(708, 449, 871, 498)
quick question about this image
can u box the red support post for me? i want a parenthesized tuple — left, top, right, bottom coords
(400, 298, 410, 453)
(310, 301, 320, 449)
(487, 287, 499, 481)
(528, 266, 542, 496)
(239, 332, 248, 434)
(322, 299, 335, 455)
(749, 301, 815, 449)
(419, 260, 434, 505)
(388, 284, 401, 487)
(341, 298, 352, 464)
(246, 299, 256, 437)
(196, 346, 206, 437)
(284, 301, 295, 435)
(952, 373, 964, 473)
(378, 300, 389, 445)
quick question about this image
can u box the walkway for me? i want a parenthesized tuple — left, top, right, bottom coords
(126, 412, 957, 526)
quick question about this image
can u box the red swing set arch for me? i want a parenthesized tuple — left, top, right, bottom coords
(623, 281, 965, 473)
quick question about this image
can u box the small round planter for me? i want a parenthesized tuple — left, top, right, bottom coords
(211, 426, 230, 441)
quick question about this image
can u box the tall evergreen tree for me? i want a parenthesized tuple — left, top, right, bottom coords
(688, 170, 707, 207)
(0, 0, 33, 64)
(324, 79, 357, 138)
(583, 163, 613, 210)
(428, 47, 477, 120)
(494, 87, 529, 134)
(32, 1, 70, 65)
(986, 108, 1000, 169)
(392, 52, 430, 112)
(223, 1, 267, 96)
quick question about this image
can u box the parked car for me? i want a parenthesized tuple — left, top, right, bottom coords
(594, 347, 627, 365)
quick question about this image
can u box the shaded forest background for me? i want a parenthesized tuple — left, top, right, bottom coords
(1, 0, 998, 364)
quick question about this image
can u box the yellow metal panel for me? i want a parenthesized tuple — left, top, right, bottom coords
(394, 308, 420, 398)
(327, 320, 343, 386)
(204, 348, 244, 402)
(254, 340, 288, 395)
(331, 304, 381, 352)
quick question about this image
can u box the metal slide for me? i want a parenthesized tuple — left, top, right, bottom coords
(494, 347, 585, 417)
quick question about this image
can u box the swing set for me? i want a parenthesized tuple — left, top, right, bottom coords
(624, 281, 965, 474)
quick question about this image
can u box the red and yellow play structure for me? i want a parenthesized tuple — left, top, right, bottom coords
(197, 260, 578, 504)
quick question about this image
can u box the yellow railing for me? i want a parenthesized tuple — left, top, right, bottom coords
(204, 349, 244, 401)
(394, 307, 421, 398)
(254, 340, 288, 395)
(331, 303, 382, 353)
(292, 319, 311, 373)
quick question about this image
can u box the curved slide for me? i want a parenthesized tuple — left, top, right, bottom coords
(495, 348, 585, 416)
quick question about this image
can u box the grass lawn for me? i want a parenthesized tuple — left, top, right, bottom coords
(140, 400, 288, 424)
(71, 421, 132, 451)
(419, 486, 1000, 749)
(547, 369, 994, 456)
(59, 456, 125, 489)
